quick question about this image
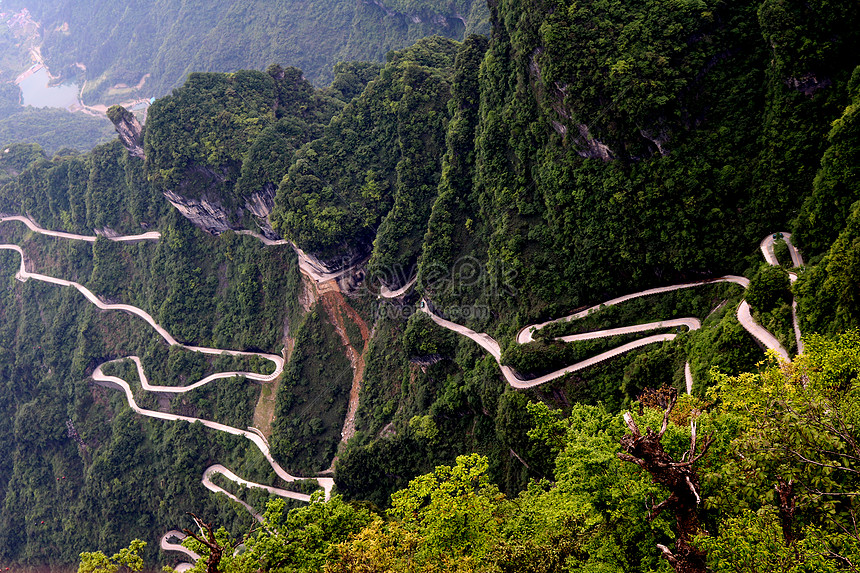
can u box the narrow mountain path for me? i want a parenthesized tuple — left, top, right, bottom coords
(201, 464, 312, 522)
(0, 244, 284, 377)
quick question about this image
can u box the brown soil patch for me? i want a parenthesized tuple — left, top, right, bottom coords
(318, 286, 370, 445)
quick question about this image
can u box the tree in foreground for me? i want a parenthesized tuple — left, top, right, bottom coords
(78, 539, 146, 573)
(617, 387, 714, 573)
(703, 332, 860, 571)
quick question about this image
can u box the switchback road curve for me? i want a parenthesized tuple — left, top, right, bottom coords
(421, 234, 803, 392)
(0, 218, 333, 570)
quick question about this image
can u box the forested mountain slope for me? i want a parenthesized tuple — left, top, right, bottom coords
(0, 0, 858, 570)
(5, 0, 489, 102)
(0, 0, 488, 153)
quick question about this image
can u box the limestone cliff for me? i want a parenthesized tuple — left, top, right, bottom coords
(162, 190, 233, 235)
(106, 105, 145, 159)
(244, 184, 280, 240)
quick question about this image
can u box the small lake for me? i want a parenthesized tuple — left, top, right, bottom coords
(17, 66, 79, 109)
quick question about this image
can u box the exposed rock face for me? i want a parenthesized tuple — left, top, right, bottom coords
(106, 105, 145, 159)
(786, 73, 832, 96)
(244, 184, 279, 240)
(551, 120, 567, 136)
(293, 242, 367, 275)
(640, 126, 670, 156)
(162, 190, 232, 235)
(575, 124, 614, 161)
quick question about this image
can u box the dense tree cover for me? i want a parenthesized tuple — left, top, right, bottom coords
(0, 109, 115, 155)
(269, 306, 353, 475)
(144, 67, 342, 212)
(794, 67, 860, 255)
(795, 201, 860, 336)
(416, 34, 489, 308)
(78, 538, 146, 573)
(746, 264, 792, 313)
(148, 333, 860, 572)
(0, 0, 859, 567)
(0, 0, 490, 153)
(4, 0, 488, 104)
(0, 141, 164, 235)
(271, 37, 461, 274)
(0, 198, 306, 567)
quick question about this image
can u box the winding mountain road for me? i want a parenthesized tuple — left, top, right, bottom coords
(422, 233, 803, 393)
(0, 250, 334, 497)
(760, 232, 803, 268)
(235, 230, 359, 284)
(421, 301, 698, 390)
(1, 213, 808, 567)
(0, 244, 284, 376)
(0, 215, 161, 242)
(380, 275, 417, 298)
(0, 218, 334, 570)
(759, 233, 806, 354)
(160, 532, 200, 565)
(516, 276, 750, 345)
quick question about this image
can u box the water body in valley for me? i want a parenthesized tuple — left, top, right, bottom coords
(17, 66, 79, 108)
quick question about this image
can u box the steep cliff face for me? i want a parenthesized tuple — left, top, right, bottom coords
(243, 184, 279, 240)
(162, 189, 233, 235)
(161, 184, 285, 241)
(106, 105, 145, 159)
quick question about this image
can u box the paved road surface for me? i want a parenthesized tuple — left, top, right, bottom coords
(760, 232, 804, 268)
(160, 531, 200, 562)
(420, 304, 695, 389)
(517, 276, 750, 345)
(1, 215, 808, 565)
(91, 359, 332, 497)
(758, 232, 805, 354)
(0, 215, 338, 570)
(236, 230, 359, 284)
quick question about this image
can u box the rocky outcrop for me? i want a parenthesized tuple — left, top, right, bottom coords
(162, 190, 232, 235)
(574, 124, 614, 161)
(786, 73, 832, 96)
(244, 184, 279, 240)
(293, 242, 368, 276)
(640, 126, 670, 156)
(107, 105, 145, 159)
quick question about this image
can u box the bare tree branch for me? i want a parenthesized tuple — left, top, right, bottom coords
(183, 513, 226, 573)
(649, 495, 676, 520)
(657, 544, 678, 565)
(658, 390, 678, 438)
(624, 412, 641, 437)
(618, 390, 709, 573)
